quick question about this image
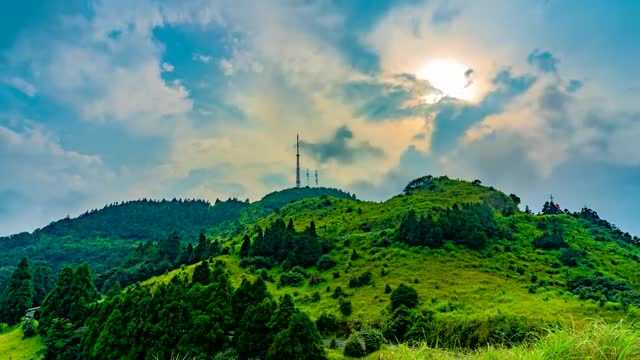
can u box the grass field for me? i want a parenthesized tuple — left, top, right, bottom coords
(0, 325, 44, 360)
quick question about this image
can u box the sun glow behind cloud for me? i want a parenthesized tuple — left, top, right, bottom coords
(417, 59, 476, 103)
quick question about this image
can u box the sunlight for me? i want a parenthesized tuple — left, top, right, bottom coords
(416, 59, 475, 102)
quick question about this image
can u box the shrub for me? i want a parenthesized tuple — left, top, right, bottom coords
(316, 312, 337, 333)
(279, 272, 306, 287)
(316, 255, 337, 271)
(558, 248, 586, 267)
(343, 329, 385, 358)
(333, 286, 345, 299)
(385, 284, 392, 294)
(22, 319, 37, 338)
(308, 273, 324, 286)
(343, 334, 366, 358)
(348, 271, 373, 288)
(390, 284, 418, 310)
(339, 297, 352, 316)
(290, 266, 308, 278)
(239, 256, 275, 270)
(333, 271, 340, 279)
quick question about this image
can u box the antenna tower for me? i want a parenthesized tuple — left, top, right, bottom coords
(296, 134, 301, 188)
(315, 170, 318, 187)
(306, 169, 310, 187)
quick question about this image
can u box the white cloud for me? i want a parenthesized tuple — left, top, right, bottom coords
(162, 62, 175, 72)
(219, 59, 234, 76)
(193, 53, 213, 63)
(2, 77, 37, 97)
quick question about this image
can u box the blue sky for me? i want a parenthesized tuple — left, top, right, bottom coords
(1, 0, 639, 236)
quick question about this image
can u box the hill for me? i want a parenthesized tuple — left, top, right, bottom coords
(4, 175, 640, 360)
(0, 187, 355, 290)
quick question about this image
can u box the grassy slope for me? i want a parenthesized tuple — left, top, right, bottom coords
(0, 326, 44, 360)
(146, 178, 640, 328)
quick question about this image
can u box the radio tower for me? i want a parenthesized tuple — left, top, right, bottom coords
(296, 135, 301, 188)
(315, 170, 318, 187)
(306, 169, 310, 187)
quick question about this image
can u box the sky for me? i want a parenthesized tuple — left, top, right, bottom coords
(1, 0, 639, 236)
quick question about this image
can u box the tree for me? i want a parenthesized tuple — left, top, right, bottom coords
(0, 257, 34, 325)
(390, 284, 418, 311)
(92, 309, 126, 359)
(266, 312, 327, 360)
(240, 235, 251, 259)
(509, 194, 521, 206)
(237, 298, 277, 360)
(159, 231, 181, 263)
(268, 294, 298, 337)
(192, 260, 212, 285)
(32, 264, 54, 307)
(397, 210, 420, 246)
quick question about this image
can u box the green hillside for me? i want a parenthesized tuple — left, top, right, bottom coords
(3, 175, 640, 359)
(0, 188, 353, 291)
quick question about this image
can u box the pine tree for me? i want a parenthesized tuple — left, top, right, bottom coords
(240, 235, 251, 259)
(192, 260, 212, 285)
(237, 298, 277, 359)
(92, 309, 126, 359)
(266, 312, 327, 360)
(0, 257, 34, 325)
(159, 231, 181, 263)
(268, 294, 298, 337)
(32, 264, 54, 307)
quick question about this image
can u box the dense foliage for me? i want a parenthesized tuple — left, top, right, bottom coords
(0, 258, 33, 325)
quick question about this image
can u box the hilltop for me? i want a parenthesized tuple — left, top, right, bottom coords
(3, 175, 640, 359)
(0, 187, 354, 290)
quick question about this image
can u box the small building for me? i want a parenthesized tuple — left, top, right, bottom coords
(25, 306, 40, 320)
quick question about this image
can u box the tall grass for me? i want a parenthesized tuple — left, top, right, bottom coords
(361, 321, 640, 360)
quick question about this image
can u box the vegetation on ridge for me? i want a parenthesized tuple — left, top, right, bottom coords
(2, 175, 640, 359)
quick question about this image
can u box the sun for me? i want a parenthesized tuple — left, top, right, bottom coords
(416, 59, 475, 102)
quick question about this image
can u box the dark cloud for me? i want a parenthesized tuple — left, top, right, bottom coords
(430, 69, 537, 154)
(301, 126, 384, 164)
(464, 68, 475, 88)
(341, 73, 437, 122)
(527, 49, 559, 73)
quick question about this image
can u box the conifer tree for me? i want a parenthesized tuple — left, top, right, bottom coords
(192, 260, 212, 285)
(0, 257, 34, 325)
(240, 235, 251, 259)
(92, 309, 126, 359)
(237, 298, 277, 359)
(266, 312, 327, 360)
(32, 264, 54, 307)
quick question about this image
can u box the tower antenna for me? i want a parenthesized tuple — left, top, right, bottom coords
(296, 134, 301, 188)
(315, 170, 318, 187)
(306, 169, 310, 187)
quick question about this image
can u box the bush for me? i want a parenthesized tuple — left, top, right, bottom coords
(385, 284, 392, 294)
(316, 312, 337, 333)
(316, 255, 337, 271)
(239, 256, 275, 270)
(308, 273, 324, 286)
(333, 286, 345, 299)
(339, 297, 352, 316)
(343, 329, 385, 358)
(279, 272, 306, 287)
(290, 266, 308, 277)
(22, 319, 37, 338)
(333, 271, 340, 279)
(558, 248, 586, 267)
(348, 271, 373, 288)
(390, 284, 418, 310)
(343, 334, 366, 358)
